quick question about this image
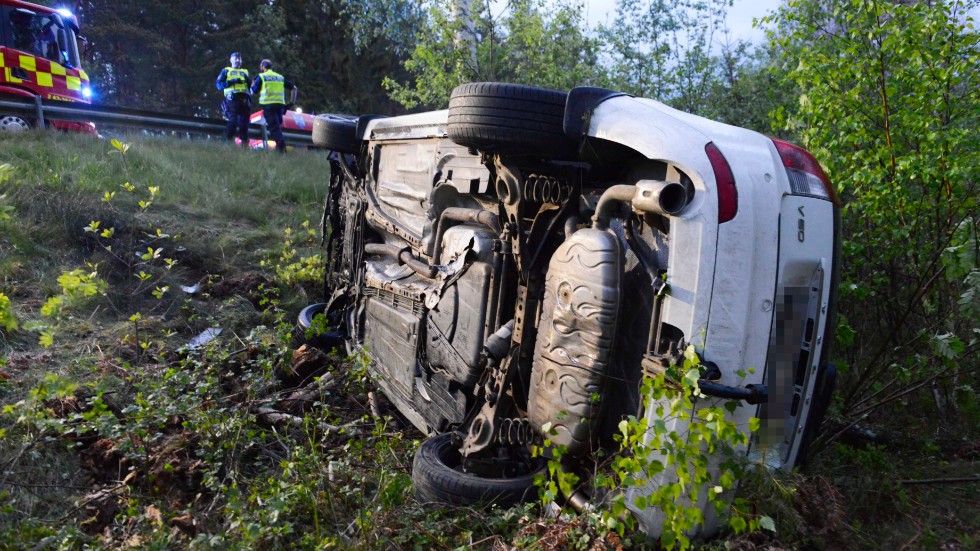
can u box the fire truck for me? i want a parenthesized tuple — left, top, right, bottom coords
(0, 0, 95, 133)
(242, 108, 314, 149)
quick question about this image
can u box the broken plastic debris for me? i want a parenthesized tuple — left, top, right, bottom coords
(187, 328, 222, 349)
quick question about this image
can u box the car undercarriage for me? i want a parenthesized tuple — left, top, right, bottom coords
(303, 82, 840, 537)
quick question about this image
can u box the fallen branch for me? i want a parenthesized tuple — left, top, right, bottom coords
(898, 476, 980, 486)
(254, 406, 362, 436)
(368, 391, 381, 419)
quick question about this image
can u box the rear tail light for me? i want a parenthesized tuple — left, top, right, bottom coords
(705, 142, 738, 223)
(772, 139, 839, 205)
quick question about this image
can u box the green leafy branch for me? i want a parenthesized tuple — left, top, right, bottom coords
(537, 345, 766, 550)
(33, 267, 107, 347)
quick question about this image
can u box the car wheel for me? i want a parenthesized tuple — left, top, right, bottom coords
(294, 302, 345, 351)
(0, 115, 32, 132)
(447, 82, 575, 158)
(412, 433, 544, 508)
(312, 114, 359, 153)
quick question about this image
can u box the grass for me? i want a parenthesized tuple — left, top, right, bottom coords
(0, 130, 977, 550)
(0, 131, 537, 549)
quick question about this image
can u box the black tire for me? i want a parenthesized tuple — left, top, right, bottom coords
(294, 302, 345, 351)
(447, 82, 575, 158)
(312, 114, 359, 153)
(0, 114, 32, 132)
(412, 433, 544, 508)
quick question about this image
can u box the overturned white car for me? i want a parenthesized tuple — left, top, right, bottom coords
(305, 82, 839, 536)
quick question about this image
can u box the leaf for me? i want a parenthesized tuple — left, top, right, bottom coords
(760, 515, 776, 533)
(933, 332, 964, 360)
(110, 139, 130, 154)
(730, 515, 747, 534)
(40, 296, 63, 317)
(683, 344, 699, 364)
(39, 331, 54, 347)
(683, 368, 701, 390)
(0, 292, 18, 332)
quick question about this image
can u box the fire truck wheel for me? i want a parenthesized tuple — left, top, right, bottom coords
(0, 115, 32, 132)
(312, 114, 359, 153)
(447, 82, 576, 159)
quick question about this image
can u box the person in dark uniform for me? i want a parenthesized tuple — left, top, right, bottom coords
(250, 59, 297, 153)
(215, 52, 252, 147)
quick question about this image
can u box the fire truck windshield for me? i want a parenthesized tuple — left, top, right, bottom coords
(6, 8, 81, 69)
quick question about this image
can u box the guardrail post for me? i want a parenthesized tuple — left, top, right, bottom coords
(34, 95, 46, 130)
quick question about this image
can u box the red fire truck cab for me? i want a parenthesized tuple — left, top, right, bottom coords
(0, 0, 95, 133)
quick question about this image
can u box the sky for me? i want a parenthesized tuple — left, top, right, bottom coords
(582, 0, 784, 43)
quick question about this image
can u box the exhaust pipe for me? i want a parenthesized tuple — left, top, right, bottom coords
(592, 180, 687, 230)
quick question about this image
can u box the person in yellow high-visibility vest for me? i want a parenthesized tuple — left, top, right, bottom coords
(250, 59, 298, 153)
(215, 52, 252, 147)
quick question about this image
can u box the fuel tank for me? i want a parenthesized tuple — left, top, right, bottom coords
(529, 227, 622, 456)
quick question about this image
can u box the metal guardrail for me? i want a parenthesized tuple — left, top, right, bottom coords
(0, 94, 314, 147)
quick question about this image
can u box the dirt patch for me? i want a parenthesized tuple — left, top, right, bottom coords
(515, 517, 623, 550)
(44, 395, 86, 418)
(52, 394, 205, 508)
(143, 431, 204, 506)
(4, 352, 54, 371)
(726, 531, 792, 551)
(80, 438, 131, 484)
(277, 344, 330, 387)
(794, 476, 850, 549)
(202, 272, 270, 302)
(78, 485, 128, 535)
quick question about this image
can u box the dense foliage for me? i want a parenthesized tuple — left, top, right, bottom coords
(34, 0, 423, 116)
(384, 0, 607, 108)
(766, 0, 979, 439)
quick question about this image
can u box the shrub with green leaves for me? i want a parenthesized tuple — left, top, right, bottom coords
(0, 292, 16, 334)
(766, 0, 979, 429)
(262, 221, 324, 288)
(537, 345, 764, 550)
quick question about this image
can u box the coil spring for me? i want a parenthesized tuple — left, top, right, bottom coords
(523, 174, 571, 205)
(496, 418, 534, 446)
